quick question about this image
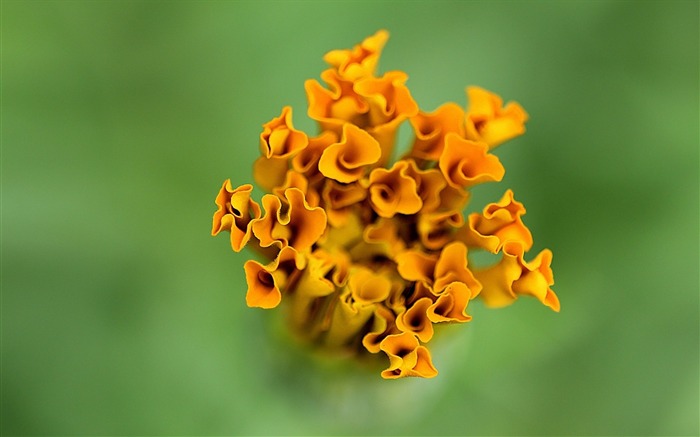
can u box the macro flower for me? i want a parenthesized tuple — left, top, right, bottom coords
(212, 31, 559, 379)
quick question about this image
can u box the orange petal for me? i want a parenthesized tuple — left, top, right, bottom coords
(305, 71, 369, 133)
(458, 189, 533, 253)
(211, 181, 262, 252)
(368, 160, 423, 218)
(438, 133, 505, 188)
(291, 130, 338, 184)
(259, 106, 308, 158)
(433, 241, 481, 295)
(318, 123, 381, 183)
(243, 246, 305, 309)
(362, 305, 398, 354)
(427, 281, 472, 323)
(395, 297, 435, 342)
(323, 30, 390, 80)
(475, 242, 559, 312)
(321, 180, 367, 227)
(464, 86, 528, 149)
(395, 249, 437, 283)
(403, 159, 448, 213)
(379, 332, 437, 379)
(409, 102, 466, 161)
(354, 71, 419, 164)
(251, 188, 327, 252)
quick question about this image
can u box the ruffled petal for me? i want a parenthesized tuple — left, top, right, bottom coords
(212, 181, 262, 252)
(272, 170, 321, 208)
(244, 246, 305, 309)
(439, 133, 505, 188)
(323, 29, 389, 80)
(403, 159, 448, 213)
(458, 189, 533, 253)
(379, 332, 437, 379)
(354, 71, 419, 163)
(321, 180, 367, 227)
(362, 305, 398, 353)
(305, 71, 369, 133)
(292, 130, 338, 185)
(259, 106, 309, 159)
(427, 281, 472, 323)
(475, 242, 559, 312)
(395, 297, 435, 342)
(409, 102, 466, 161)
(251, 188, 327, 252)
(464, 86, 528, 149)
(433, 241, 481, 295)
(368, 160, 422, 218)
(318, 123, 381, 183)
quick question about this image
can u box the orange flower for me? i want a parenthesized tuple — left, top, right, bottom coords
(212, 30, 559, 379)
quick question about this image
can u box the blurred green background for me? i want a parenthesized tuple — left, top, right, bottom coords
(2, 0, 698, 435)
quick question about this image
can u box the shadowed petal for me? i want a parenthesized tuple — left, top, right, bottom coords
(212, 181, 261, 252)
(368, 160, 422, 218)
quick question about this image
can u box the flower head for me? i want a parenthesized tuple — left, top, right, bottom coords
(212, 31, 559, 379)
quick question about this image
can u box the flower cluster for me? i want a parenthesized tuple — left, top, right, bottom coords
(212, 30, 559, 379)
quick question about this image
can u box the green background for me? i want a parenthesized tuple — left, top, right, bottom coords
(3, 1, 698, 435)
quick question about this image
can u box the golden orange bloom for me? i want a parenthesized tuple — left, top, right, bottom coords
(212, 31, 559, 379)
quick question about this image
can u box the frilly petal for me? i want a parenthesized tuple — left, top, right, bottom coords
(433, 241, 482, 295)
(305, 72, 368, 133)
(395, 297, 435, 342)
(368, 160, 422, 218)
(379, 332, 437, 379)
(321, 180, 367, 227)
(464, 86, 528, 149)
(273, 170, 320, 208)
(212, 181, 261, 252)
(323, 29, 389, 80)
(318, 123, 381, 183)
(475, 242, 559, 312)
(362, 305, 398, 354)
(403, 159, 448, 213)
(427, 281, 472, 323)
(409, 102, 466, 161)
(251, 188, 327, 252)
(259, 106, 308, 159)
(354, 71, 419, 164)
(244, 246, 305, 309)
(458, 189, 533, 253)
(291, 130, 338, 184)
(438, 133, 505, 188)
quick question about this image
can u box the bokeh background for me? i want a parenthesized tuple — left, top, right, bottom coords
(3, 1, 698, 435)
